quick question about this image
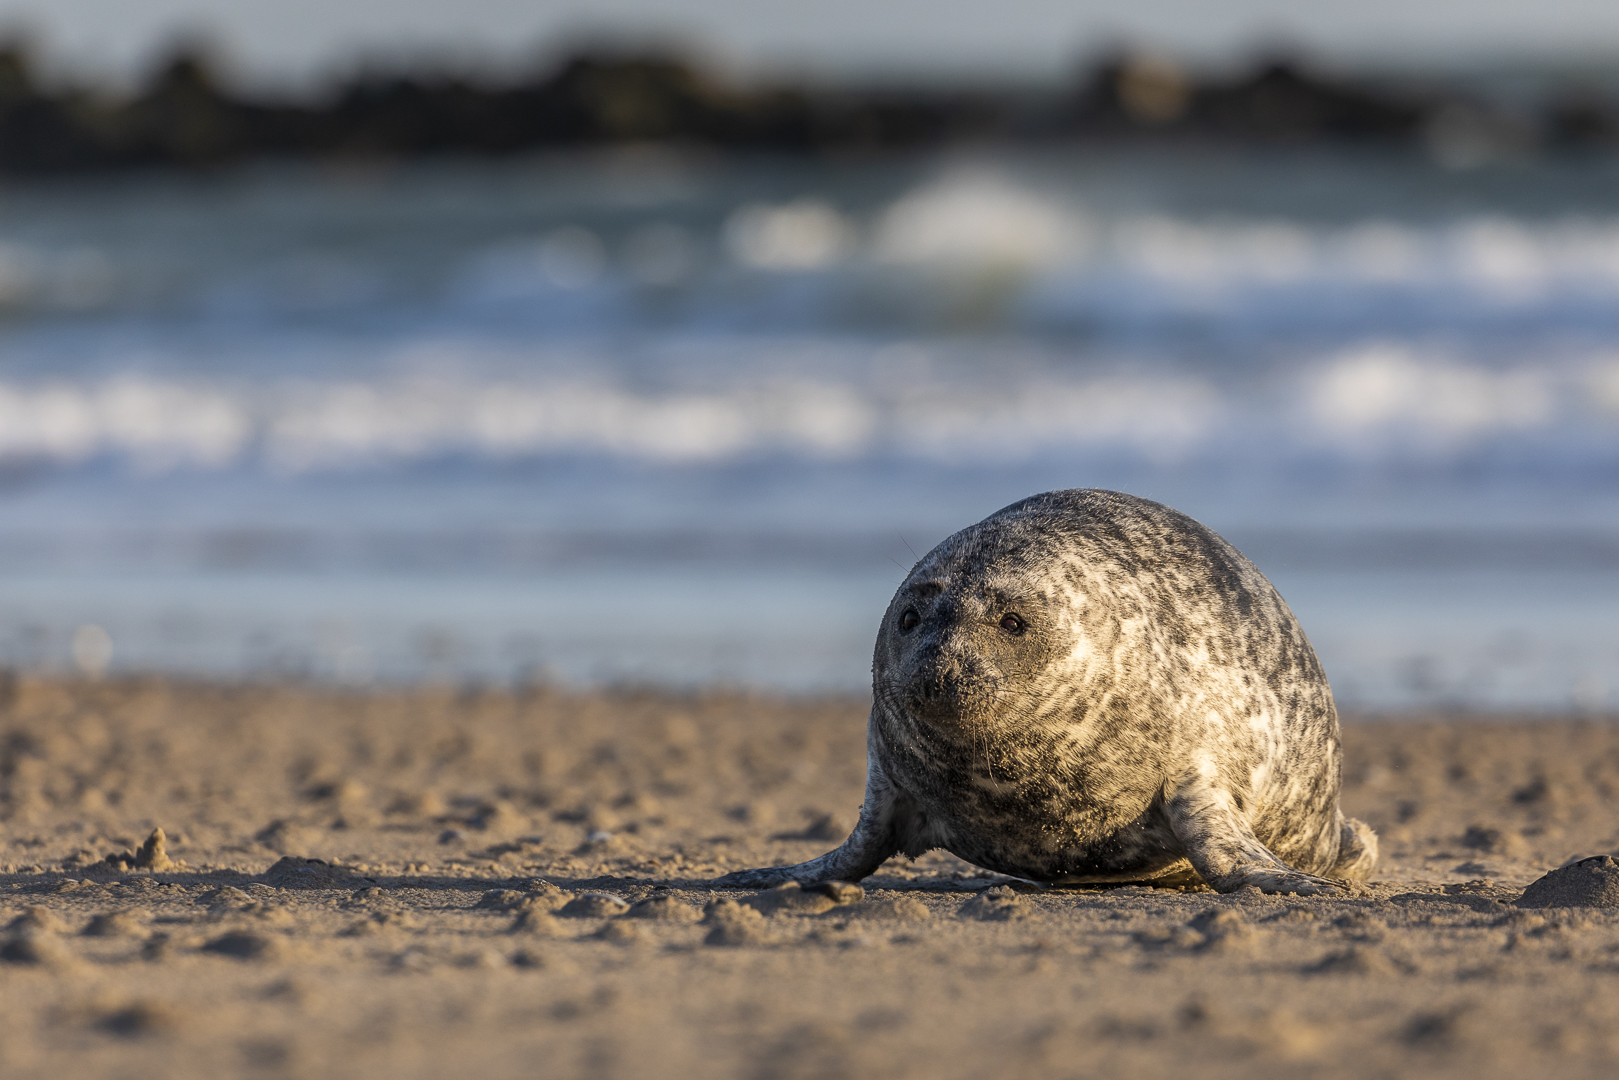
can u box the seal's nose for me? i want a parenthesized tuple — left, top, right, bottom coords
(905, 639, 987, 723)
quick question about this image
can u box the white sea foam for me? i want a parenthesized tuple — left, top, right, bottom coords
(725, 200, 856, 270)
(0, 344, 1612, 474)
(860, 171, 1619, 312)
(873, 170, 1091, 270)
(0, 369, 1213, 470)
(13, 178, 1619, 335)
(0, 379, 251, 471)
(1305, 344, 1557, 450)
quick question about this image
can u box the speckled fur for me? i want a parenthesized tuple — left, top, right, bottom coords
(718, 489, 1377, 895)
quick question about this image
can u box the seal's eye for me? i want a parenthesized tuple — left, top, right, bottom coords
(999, 614, 1025, 634)
(899, 609, 920, 632)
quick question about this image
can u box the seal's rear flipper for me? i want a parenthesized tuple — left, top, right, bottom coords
(1165, 772, 1344, 895)
(1330, 817, 1378, 880)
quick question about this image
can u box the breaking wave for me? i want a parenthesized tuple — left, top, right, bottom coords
(0, 343, 1616, 473)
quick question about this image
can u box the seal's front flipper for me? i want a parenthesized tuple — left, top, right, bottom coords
(712, 865, 807, 889)
(1165, 773, 1344, 896)
(714, 754, 908, 889)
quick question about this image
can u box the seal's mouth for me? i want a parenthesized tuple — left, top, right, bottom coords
(906, 685, 961, 724)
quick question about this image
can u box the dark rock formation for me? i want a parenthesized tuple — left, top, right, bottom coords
(0, 37, 1610, 173)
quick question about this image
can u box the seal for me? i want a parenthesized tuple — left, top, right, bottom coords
(718, 489, 1376, 894)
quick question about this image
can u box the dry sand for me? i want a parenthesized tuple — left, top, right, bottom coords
(2, 676, 1618, 1078)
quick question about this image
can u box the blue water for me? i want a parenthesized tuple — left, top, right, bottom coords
(3, 146, 1619, 709)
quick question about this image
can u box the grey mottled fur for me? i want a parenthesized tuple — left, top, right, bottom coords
(718, 489, 1377, 895)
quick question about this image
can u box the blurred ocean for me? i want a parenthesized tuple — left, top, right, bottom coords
(3, 145, 1619, 709)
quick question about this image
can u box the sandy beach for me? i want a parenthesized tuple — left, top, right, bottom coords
(0, 676, 1616, 1078)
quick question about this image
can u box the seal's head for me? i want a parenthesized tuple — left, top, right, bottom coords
(873, 514, 1072, 733)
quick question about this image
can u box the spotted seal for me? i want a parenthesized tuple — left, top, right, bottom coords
(719, 489, 1376, 894)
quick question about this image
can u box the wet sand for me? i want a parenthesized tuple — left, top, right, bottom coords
(1, 677, 1617, 1079)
